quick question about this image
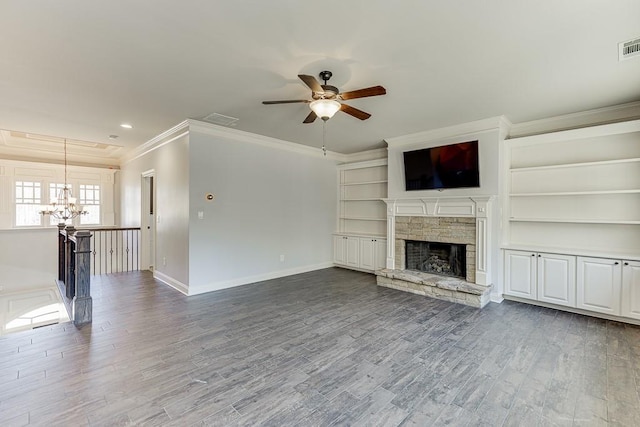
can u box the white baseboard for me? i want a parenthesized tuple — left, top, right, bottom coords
(490, 293, 504, 303)
(154, 270, 189, 295)
(187, 261, 334, 296)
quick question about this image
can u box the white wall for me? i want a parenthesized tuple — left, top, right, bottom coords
(0, 228, 57, 292)
(186, 124, 337, 295)
(119, 132, 190, 289)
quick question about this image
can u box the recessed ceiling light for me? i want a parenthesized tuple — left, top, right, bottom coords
(120, 123, 133, 129)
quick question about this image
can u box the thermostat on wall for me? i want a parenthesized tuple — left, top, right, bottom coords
(205, 193, 215, 201)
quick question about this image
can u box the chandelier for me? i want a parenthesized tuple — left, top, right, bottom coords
(40, 139, 87, 221)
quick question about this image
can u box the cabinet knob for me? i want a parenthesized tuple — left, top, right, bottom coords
(625, 262, 630, 266)
(531, 254, 535, 257)
(614, 262, 619, 265)
(538, 254, 541, 257)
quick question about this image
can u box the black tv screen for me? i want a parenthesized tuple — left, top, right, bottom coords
(403, 140, 480, 191)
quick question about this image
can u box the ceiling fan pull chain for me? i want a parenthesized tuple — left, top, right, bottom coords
(322, 121, 327, 156)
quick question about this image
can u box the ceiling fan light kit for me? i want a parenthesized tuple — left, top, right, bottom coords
(310, 99, 341, 120)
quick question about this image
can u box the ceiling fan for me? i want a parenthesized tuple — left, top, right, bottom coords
(262, 71, 386, 123)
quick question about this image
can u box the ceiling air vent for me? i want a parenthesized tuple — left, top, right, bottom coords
(619, 36, 640, 61)
(201, 112, 239, 127)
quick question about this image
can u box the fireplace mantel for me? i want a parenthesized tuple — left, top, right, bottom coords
(383, 196, 494, 286)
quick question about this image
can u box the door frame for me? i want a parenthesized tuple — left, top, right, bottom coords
(141, 170, 156, 271)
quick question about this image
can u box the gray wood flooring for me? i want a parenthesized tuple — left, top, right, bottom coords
(1, 267, 639, 426)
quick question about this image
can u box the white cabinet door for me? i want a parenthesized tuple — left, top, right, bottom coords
(333, 236, 347, 265)
(504, 250, 537, 299)
(537, 253, 576, 308)
(359, 238, 375, 271)
(577, 257, 622, 315)
(346, 237, 360, 268)
(622, 260, 640, 320)
(375, 239, 387, 270)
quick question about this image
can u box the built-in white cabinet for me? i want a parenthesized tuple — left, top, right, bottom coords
(334, 234, 386, 272)
(537, 253, 576, 307)
(359, 237, 386, 271)
(334, 235, 360, 268)
(505, 250, 640, 321)
(622, 260, 640, 320)
(334, 159, 388, 274)
(504, 250, 537, 299)
(504, 250, 575, 308)
(577, 256, 622, 315)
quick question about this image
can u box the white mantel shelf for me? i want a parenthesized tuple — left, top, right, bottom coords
(383, 196, 496, 287)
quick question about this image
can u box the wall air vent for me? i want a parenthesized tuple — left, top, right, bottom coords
(201, 113, 239, 127)
(619, 36, 640, 61)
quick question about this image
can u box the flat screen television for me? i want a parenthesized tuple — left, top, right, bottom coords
(403, 140, 480, 191)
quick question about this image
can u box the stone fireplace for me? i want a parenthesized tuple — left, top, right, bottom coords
(405, 240, 467, 279)
(396, 217, 476, 283)
(375, 197, 493, 308)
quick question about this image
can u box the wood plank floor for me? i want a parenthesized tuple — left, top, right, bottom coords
(1, 267, 639, 426)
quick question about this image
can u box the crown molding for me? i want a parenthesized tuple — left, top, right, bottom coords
(120, 120, 191, 164)
(506, 118, 640, 146)
(187, 119, 344, 161)
(509, 101, 640, 138)
(385, 116, 511, 148)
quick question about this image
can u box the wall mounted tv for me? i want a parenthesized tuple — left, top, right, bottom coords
(403, 140, 480, 191)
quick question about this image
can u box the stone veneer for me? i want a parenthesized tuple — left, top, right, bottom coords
(394, 216, 476, 283)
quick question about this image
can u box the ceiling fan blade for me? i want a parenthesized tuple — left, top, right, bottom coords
(340, 103, 371, 120)
(339, 85, 386, 100)
(262, 100, 310, 105)
(303, 111, 317, 124)
(298, 74, 324, 93)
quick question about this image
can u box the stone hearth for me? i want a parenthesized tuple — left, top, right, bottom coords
(376, 269, 491, 308)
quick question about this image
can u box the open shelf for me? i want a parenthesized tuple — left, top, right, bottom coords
(509, 218, 640, 225)
(510, 189, 640, 197)
(337, 159, 388, 240)
(340, 216, 387, 221)
(340, 180, 388, 186)
(510, 157, 640, 173)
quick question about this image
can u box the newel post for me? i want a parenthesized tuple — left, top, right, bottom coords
(64, 225, 76, 299)
(72, 230, 93, 326)
(57, 223, 66, 282)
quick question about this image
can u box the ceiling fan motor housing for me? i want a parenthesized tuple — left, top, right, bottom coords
(313, 85, 339, 99)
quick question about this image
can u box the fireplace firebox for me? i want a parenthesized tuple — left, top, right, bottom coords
(405, 240, 466, 279)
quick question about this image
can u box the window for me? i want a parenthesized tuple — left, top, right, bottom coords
(79, 184, 100, 225)
(15, 181, 42, 226)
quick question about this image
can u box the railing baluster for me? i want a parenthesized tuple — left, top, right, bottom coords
(66, 227, 141, 276)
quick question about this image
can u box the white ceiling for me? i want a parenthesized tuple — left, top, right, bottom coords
(1, 1, 639, 163)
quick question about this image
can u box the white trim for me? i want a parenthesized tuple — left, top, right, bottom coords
(507, 118, 640, 147)
(187, 119, 344, 161)
(503, 295, 640, 326)
(509, 101, 640, 138)
(336, 158, 388, 170)
(491, 294, 504, 304)
(385, 116, 511, 148)
(121, 127, 190, 164)
(338, 148, 388, 164)
(187, 261, 334, 296)
(154, 270, 189, 295)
